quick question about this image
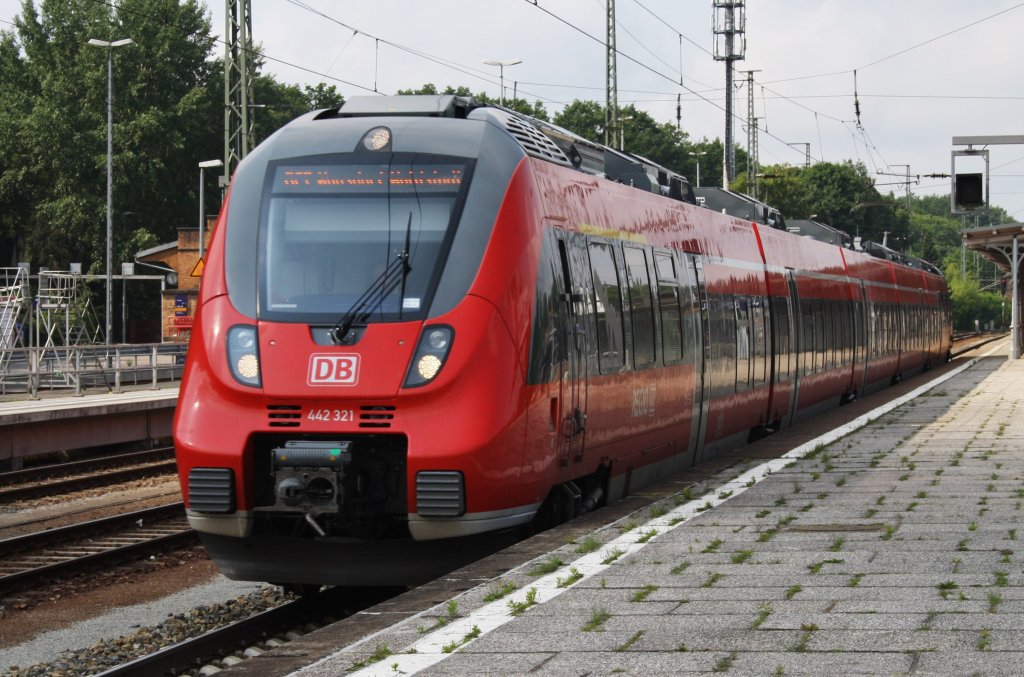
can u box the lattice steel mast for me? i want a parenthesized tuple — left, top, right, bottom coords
(713, 1, 745, 188)
(224, 0, 255, 187)
(606, 0, 619, 149)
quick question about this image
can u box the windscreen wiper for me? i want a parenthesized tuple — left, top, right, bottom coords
(329, 214, 413, 345)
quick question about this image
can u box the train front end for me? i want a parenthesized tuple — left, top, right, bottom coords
(174, 96, 541, 586)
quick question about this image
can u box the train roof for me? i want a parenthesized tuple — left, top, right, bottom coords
(316, 96, 942, 277)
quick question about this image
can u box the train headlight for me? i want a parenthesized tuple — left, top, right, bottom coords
(360, 126, 392, 152)
(403, 325, 454, 388)
(227, 324, 262, 387)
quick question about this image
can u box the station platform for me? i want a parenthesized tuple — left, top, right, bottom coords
(261, 340, 1024, 676)
(0, 387, 178, 466)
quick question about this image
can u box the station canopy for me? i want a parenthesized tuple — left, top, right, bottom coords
(962, 222, 1024, 274)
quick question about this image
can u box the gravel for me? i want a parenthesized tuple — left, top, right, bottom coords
(1, 576, 289, 676)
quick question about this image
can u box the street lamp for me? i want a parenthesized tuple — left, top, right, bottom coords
(198, 159, 223, 259)
(88, 37, 133, 345)
(481, 58, 521, 107)
(689, 151, 707, 188)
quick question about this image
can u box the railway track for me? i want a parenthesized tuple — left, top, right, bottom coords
(0, 447, 177, 502)
(93, 585, 402, 677)
(0, 503, 195, 596)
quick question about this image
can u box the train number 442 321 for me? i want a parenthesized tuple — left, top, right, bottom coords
(306, 409, 355, 422)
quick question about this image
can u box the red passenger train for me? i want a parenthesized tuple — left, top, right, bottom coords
(174, 95, 952, 587)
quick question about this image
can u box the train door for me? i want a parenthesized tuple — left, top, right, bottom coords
(786, 271, 801, 428)
(687, 254, 712, 462)
(555, 232, 591, 465)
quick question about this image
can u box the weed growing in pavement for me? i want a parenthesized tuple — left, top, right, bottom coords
(701, 572, 724, 588)
(816, 492, 829, 500)
(790, 623, 818, 652)
(582, 607, 611, 631)
(756, 510, 771, 518)
(507, 588, 538, 616)
(670, 562, 692, 575)
(528, 557, 563, 577)
(575, 534, 601, 554)
(848, 573, 865, 587)
(1000, 550, 1013, 564)
(631, 584, 658, 602)
(988, 592, 1003, 613)
(994, 571, 1009, 587)
(881, 524, 897, 541)
(557, 567, 583, 588)
(712, 652, 738, 672)
(957, 539, 970, 552)
(483, 581, 518, 602)
(703, 538, 724, 553)
(829, 537, 846, 552)
(751, 602, 773, 628)
(936, 581, 958, 599)
(349, 644, 392, 671)
(916, 491, 928, 499)
(445, 599, 459, 619)
(732, 549, 754, 564)
(636, 529, 658, 544)
(602, 548, 625, 565)
(615, 630, 643, 652)
(785, 584, 802, 600)
(978, 628, 991, 650)
(808, 558, 844, 574)
(649, 504, 668, 518)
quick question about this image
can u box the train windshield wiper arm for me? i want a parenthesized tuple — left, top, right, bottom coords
(329, 214, 413, 345)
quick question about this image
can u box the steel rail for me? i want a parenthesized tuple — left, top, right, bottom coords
(0, 458, 178, 503)
(94, 586, 401, 677)
(0, 446, 174, 487)
(0, 503, 195, 596)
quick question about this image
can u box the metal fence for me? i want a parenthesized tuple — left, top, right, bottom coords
(0, 343, 188, 398)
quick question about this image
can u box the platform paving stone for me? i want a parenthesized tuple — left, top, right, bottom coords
(317, 351, 1024, 676)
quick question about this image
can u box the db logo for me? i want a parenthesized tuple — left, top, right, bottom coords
(308, 354, 359, 386)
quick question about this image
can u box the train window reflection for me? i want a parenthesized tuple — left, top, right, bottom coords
(259, 156, 470, 321)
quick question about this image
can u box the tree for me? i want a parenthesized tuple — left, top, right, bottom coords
(396, 83, 548, 120)
(5, 0, 217, 271)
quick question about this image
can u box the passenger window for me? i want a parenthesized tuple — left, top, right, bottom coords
(735, 298, 751, 391)
(588, 241, 625, 373)
(654, 253, 683, 364)
(624, 247, 656, 370)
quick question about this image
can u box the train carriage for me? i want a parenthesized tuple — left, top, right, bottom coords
(174, 95, 952, 587)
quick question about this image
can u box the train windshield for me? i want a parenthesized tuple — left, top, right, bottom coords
(258, 154, 471, 323)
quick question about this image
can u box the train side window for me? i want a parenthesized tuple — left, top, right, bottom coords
(587, 241, 625, 373)
(655, 253, 683, 364)
(800, 300, 814, 377)
(624, 247, 656, 370)
(735, 298, 751, 392)
(772, 296, 790, 382)
(752, 297, 767, 388)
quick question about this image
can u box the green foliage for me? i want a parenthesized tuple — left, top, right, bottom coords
(0, 1, 344, 281)
(945, 264, 1005, 330)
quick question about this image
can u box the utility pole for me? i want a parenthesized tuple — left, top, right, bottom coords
(713, 1, 745, 188)
(741, 69, 760, 197)
(224, 0, 254, 188)
(605, 0, 619, 149)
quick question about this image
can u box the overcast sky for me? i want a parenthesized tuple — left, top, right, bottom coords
(4, 0, 1024, 219)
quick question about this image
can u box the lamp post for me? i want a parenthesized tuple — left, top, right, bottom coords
(198, 159, 224, 259)
(481, 58, 521, 106)
(689, 151, 707, 187)
(88, 37, 133, 345)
